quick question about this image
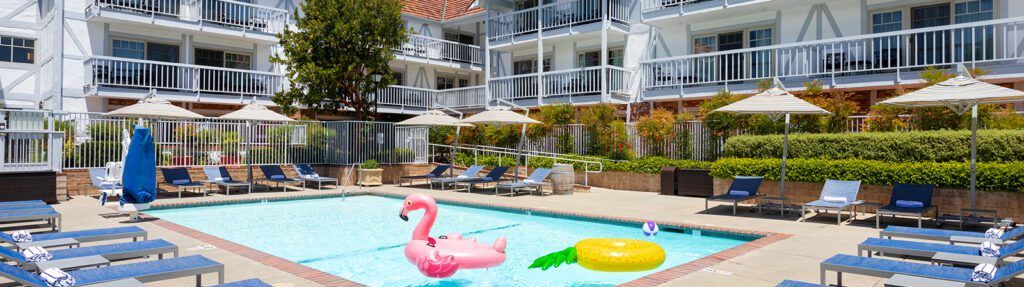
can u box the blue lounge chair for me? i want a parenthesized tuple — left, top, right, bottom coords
(202, 166, 251, 195)
(858, 237, 1023, 266)
(1, 226, 147, 250)
(159, 167, 206, 198)
(496, 168, 553, 196)
(876, 183, 938, 228)
(0, 208, 61, 232)
(820, 254, 1024, 287)
(0, 200, 47, 206)
(293, 164, 338, 189)
(0, 255, 224, 286)
(0, 204, 54, 211)
(215, 279, 273, 287)
(258, 165, 304, 192)
(455, 166, 510, 193)
(0, 239, 178, 271)
(776, 280, 826, 287)
(880, 225, 1024, 245)
(705, 176, 764, 215)
(800, 180, 862, 225)
(430, 165, 485, 190)
(399, 165, 451, 186)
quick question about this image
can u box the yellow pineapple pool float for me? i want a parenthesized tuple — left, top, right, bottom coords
(529, 238, 666, 272)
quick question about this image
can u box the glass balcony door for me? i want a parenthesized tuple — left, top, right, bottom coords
(910, 3, 951, 66)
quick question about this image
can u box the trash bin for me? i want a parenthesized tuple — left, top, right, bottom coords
(660, 166, 677, 196)
(551, 163, 575, 195)
(676, 169, 713, 197)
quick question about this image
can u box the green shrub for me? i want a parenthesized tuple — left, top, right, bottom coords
(722, 129, 1024, 163)
(362, 159, 379, 169)
(709, 158, 1024, 192)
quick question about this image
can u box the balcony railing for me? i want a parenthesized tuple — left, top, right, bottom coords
(88, 0, 288, 34)
(84, 56, 284, 97)
(640, 0, 716, 14)
(0, 130, 63, 173)
(491, 66, 630, 101)
(374, 85, 486, 109)
(488, 0, 630, 41)
(642, 17, 1024, 91)
(394, 35, 483, 65)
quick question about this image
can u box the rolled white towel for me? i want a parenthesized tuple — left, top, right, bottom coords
(822, 196, 848, 203)
(979, 241, 1001, 257)
(728, 190, 749, 197)
(40, 268, 75, 287)
(972, 264, 998, 282)
(11, 230, 32, 243)
(985, 227, 1005, 239)
(22, 246, 52, 262)
(895, 200, 924, 208)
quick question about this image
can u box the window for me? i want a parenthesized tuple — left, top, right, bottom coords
(146, 43, 179, 63)
(195, 48, 251, 69)
(0, 36, 34, 64)
(748, 28, 772, 78)
(225, 53, 251, 69)
(112, 39, 145, 60)
(392, 71, 404, 85)
(954, 0, 993, 24)
(872, 11, 903, 33)
(577, 51, 599, 68)
(437, 77, 455, 90)
(954, 0, 993, 61)
(693, 35, 716, 54)
(872, 11, 903, 68)
(609, 48, 624, 67)
(444, 32, 475, 45)
(513, 58, 550, 75)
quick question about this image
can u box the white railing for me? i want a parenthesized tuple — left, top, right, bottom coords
(640, 0, 713, 13)
(199, 0, 289, 34)
(91, 0, 181, 17)
(374, 85, 487, 109)
(395, 35, 483, 65)
(84, 56, 284, 97)
(488, 0, 631, 41)
(642, 17, 1024, 90)
(0, 131, 63, 173)
(431, 143, 604, 186)
(491, 66, 629, 101)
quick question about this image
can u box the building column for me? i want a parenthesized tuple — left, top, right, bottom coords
(484, 4, 492, 106)
(537, 6, 544, 107)
(600, 0, 609, 103)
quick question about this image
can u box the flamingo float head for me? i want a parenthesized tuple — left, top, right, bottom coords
(400, 193, 436, 222)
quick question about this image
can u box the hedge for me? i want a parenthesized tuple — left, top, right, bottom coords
(453, 154, 710, 174)
(722, 129, 1024, 163)
(710, 158, 1024, 192)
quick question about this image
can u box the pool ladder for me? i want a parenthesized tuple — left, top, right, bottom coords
(339, 163, 361, 200)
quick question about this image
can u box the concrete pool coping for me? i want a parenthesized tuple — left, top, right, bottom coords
(142, 189, 791, 287)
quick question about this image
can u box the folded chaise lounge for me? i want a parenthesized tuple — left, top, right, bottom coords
(0, 208, 61, 232)
(202, 166, 251, 195)
(1, 226, 148, 250)
(399, 165, 451, 186)
(294, 164, 338, 189)
(880, 225, 1024, 245)
(800, 179, 862, 225)
(455, 166, 510, 193)
(159, 167, 206, 198)
(430, 165, 484, 190)
(857, 237, 1022, 266)
(258, 165, 304, 192)
(876, 183, 938, 228)
(0, 239, 178, 271)
(820, 254, 1024, 287)
(496, 168, 553, 196)
(705, 176, 764, 215)
(0, 255, 225, 287)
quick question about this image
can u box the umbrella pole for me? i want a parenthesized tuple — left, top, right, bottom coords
(780, 113, 790, 217)
(969, 105, 978, 210)
(246, 121, 253, 194)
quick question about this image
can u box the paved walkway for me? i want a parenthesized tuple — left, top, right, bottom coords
(18, 185, 1017, 287)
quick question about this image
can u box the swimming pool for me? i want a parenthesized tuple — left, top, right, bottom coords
(147, 195, 755, 287)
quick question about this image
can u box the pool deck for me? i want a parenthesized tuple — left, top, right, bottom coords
(21, 185, 1011, 287)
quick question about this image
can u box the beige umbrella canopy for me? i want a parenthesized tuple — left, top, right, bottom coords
(712, 87, 830, 215)
(877, 75, 1024, 212)
(218, 103, 295, 122)
(105, 94, 205, 119)
(396, 110, 472, 127)
(459, 106, 541, 125)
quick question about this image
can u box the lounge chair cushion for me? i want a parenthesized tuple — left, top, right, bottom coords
(823, 254, 972, 282)
(877, 205, 931, 214)
(895, 200, 924, 208)
(729, 190, 750, 197)
(803, 200, 850, 209)
(68, 255, 220, 285)
(885, 225, 1024, 241)
(49, 240, 174, 261)
(0, 226, 145, 244)
(861, 238, 979, 256)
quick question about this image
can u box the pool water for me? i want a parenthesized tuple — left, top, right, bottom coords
(147, 195, 753, 287)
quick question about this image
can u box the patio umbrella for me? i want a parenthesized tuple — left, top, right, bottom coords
(218, 101, 295, 193)
(877, 75, 1024, 212)
(458, 105, 541, 180)
(396, 109, 472, 166)
(713, 87, 830, 215)
(105, 93, 205, 120)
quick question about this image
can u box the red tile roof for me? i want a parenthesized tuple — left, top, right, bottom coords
(402, 0, 484, 21)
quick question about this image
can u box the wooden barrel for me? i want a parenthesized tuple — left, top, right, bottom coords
(550, 163, 575, 194)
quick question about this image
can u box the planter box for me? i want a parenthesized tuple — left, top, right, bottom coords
(358, 168, 383, 186)
(676, 169, 713, 197)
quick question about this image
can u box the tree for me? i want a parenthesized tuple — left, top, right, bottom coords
(271, 0, 406, 120)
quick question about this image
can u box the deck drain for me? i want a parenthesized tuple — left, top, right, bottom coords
(701, 267, 733, 276)
(187, 244, 217, 251)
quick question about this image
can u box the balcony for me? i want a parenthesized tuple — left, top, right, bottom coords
(490, 66, 630, 106)
(393, 35, 483, 69)
(84, 56, 285, 101)
(487, 0, 631, 47)
(641, 17, 1024, 100)
(640, 0, 773, 21)
(373, 85, 487, 114)
(85, 0, 289, 39)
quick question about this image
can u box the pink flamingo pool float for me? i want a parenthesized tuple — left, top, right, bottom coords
(399, 193, 507, 278)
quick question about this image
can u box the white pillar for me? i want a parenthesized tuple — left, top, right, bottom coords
(536, 6, 544, 107)
(600, 0, 609, 102)
(484, 4, 492, 106)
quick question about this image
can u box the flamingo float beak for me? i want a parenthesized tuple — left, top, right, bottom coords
(400, 207, 409, 222)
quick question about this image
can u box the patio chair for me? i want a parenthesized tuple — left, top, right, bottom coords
(454, 166, 510, 193)
(293, 164, 338, 189)
(0, 200, 46, 206)
(876, 183, 938, 228)
(0, 208, 61, 232)
(496, 168, 553, 196)
(0, 255, 224, 287)
(800, 180, 862, 225)
(201, 166, 251, 195)
(258, 165, 304, 192)
(430, 165, 485, 190)
(214, 279, 272, 287)
(880, 225, 1024, 245)
(0, 226, 148, 251)
(820, 254, 1024, 287)
(399, 165, 451, 187)
(0, 239, 178, 271)
(704, 176, 764, 215)
(90, 167, 122, 206)
(776, 280, 826, 287)
(857, 237, 1024, 266)
(159, 167, 206, 198)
